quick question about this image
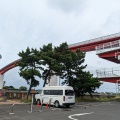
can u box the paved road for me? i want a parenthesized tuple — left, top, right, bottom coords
(0, 102, 120, 120)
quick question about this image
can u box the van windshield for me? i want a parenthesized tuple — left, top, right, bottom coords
(65, 90, 74, 96)
(37, 90, 42, 94)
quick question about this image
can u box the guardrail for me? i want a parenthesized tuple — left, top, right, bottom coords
(96, 40, 120, 54)
(96, 67, 120, 78)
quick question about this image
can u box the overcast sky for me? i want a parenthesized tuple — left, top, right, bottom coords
(0, 0, 120, 92)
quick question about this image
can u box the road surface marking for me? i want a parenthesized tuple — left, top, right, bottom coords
(52, 108, 61, 111)
(68, 112, 94, 120)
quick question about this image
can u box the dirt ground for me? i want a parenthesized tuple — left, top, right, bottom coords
(0, 99, 23, 104)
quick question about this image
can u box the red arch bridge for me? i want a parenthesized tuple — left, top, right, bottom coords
(1, 32, 120, 91)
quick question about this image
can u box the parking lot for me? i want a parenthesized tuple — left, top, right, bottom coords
(0, 102, 120, 120)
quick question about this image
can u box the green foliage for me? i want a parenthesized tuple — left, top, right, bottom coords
(76, 96, 120, 102)
(54, 43, 102, 97)
(110, 96, 120, 102)
(17, 42, 102, 98)
(3, 86, 9, 90)
(40, 43, 61, 87)
(21, 97, 31, 103)
(19, 86, 27, 91)
(8, 86, 16, 90)
(75, 97, 109, 102)
(3, 86, 16, 90)
(74, 71, 102, 97)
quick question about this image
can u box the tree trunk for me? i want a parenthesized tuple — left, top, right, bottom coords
(43, 70, 50, 87)
(43, 79, 47, 87)
(27, 85, 32, 100)
(88, 92, 93, 98)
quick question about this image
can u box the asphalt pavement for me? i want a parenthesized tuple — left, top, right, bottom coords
(0, 102, 120, 120)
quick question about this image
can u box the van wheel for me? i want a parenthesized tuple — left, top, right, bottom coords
(54, 101, 59, 108)
(36, 99, 41, 105)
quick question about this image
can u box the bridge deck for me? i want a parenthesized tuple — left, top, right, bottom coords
(69, 32, 120, 52)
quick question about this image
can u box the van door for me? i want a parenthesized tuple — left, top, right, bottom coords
(65, 90, 75, 103)
(43, 90, 50, 104)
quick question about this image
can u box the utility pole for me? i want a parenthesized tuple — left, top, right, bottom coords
(0, 54, 2, 59)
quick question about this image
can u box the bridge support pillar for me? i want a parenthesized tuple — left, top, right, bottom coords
(0, 74, 4, 89)
(50, 75, 57, 86)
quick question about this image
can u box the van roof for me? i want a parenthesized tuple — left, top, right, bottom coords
(44, 86, 72, 87)
(42, 86, 73, 89)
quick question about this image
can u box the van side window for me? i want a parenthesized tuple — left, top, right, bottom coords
(37, 90, 42, 94)
(56, 90, 63, 95)
(65, 90, 74, 96)
(44, 90, 50, 95)
(50, 90, 63, 95)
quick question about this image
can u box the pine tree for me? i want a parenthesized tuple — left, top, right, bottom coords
(40, 43, 60, 87)
(18, 47, 42, 99)
(55, 43, 102, 98)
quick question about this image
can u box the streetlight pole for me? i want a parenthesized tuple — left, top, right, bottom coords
(59, 76, 61, 86)
(0, 54, 2, 90)
(0, 54, 2, 59)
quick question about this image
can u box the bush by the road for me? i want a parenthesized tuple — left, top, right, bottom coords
(76, 96, 120, 102)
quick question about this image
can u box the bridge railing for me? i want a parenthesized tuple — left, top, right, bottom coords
(96, 40, 120, 54)
(96, 67, 120, 78)
(69, 32, 120, 48)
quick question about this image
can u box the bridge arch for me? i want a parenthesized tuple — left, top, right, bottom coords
(0, 59, 20, 75)
(0, 59, 20, 89)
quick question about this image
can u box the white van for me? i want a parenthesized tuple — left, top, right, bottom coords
(35, 86, 75, 108)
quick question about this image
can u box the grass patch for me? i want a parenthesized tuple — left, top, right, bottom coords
(76, 96, 120, 102)
(20, 98, 32, 103)
(110, 96, 120, 102)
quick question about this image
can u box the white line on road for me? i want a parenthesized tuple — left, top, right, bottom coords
(68, 112, 94, 120)
(52, 108, 61, 111)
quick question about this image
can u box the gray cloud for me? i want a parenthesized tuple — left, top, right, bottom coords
(46, 0, 86, 13)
